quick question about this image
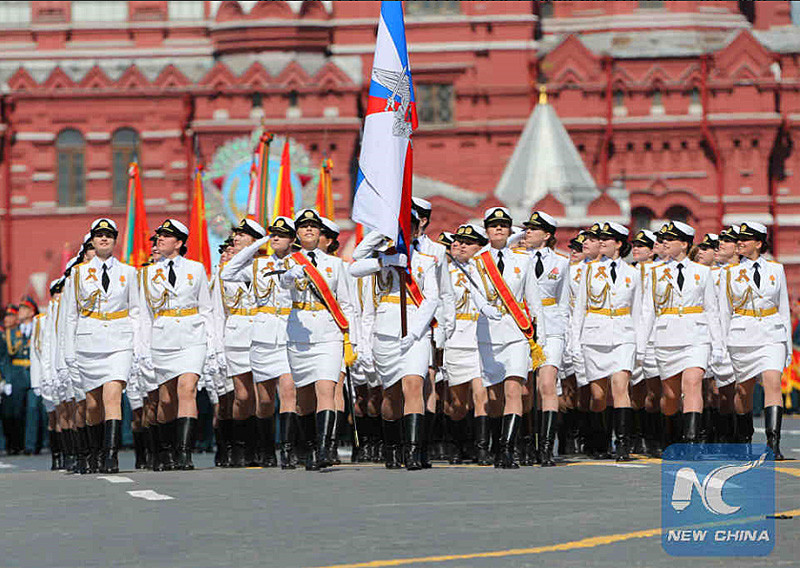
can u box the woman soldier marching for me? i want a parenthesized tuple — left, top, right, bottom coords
(719, 222, 791, 459)
(280, 209, 357, 471)
(213, 219, 266, 467)
(443, 224, 489, 464)
(221, 216, 298, 469)
(711, 225, 741, 441)
(628, 229, 663, 456)
(140, 219, 221, 471)
(349, 211, 439, 470)
(640, 221, 723, 448)
(62, 219, 140, 473)
(520, 211, 570, 467)
(469, 207, 546, 469)
(572, 222, 641, 461)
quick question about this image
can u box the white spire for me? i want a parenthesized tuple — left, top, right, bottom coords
(494, 89, 600, 221)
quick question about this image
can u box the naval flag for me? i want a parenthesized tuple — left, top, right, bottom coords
(352, 0, 417, 257)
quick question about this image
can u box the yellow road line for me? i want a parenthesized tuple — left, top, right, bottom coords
(309, 508, 800, 568)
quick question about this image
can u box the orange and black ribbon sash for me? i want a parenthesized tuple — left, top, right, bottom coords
(291, 251, 349, 332)
(478, 250, 534, 340)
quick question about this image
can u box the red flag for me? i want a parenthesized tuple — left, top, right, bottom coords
(315, 157, 335, 219)
(272, 141, 295, 219)
(246, 133, 274, 228)
(355, 223, 364, 245)
(122, 162, 150, 267)
(186, 165, 212, 275)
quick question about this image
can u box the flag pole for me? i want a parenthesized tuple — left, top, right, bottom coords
(398, 268, 408, 337)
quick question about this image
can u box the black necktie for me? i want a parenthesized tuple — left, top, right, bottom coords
(308, 251, 317, 267)
(497, 251, 504, 275)
(168, 260, 177, 287)
(610, 261, 617, 283)
(753, 262, 761, 288)
(677, 263, 684, 290)
(535, 251, 544, 278)
(412, 239, 420, 251)
(101, 263, 110, 292)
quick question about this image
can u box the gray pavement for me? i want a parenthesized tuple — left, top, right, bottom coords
(2, 420, 800, 568)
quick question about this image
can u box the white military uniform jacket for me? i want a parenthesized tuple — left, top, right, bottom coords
(350, 250, 439, 340)
(416, 234, 456, 344)
(63, 256, 140, 358)
(639, 258, 722, 353)
(279, 248, 356, 344)
(472, 246, 547, 346)
(221, 237, 293, 347)
(211, 265, 256, 351)
(139, 255, 218, 355)
(29, 312, 48, 398)
(522, 246, 570, 339)
(719, 257, 791, 363)
(572, 257, 642, 348)
(447, 259, 481, 349)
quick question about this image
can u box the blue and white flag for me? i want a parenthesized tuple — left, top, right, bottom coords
(352, 0, 417, 255)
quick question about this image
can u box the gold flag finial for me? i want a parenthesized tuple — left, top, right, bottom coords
(538, 84, 548, 105)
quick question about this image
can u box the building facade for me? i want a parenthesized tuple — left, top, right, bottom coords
(0, 0, 798, 303)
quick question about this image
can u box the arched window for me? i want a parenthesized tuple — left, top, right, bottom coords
(112, 128, 139, 206)
(631, 206, 655, 233)
(56, 129, 85, 207)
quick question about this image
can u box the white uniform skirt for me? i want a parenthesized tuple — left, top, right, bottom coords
(479, 340, 531, 387)
(153, 344, 206, 386)
(573, 351, 588, 388)
(77, 349, 132, 393)
(373, 334, 430, 390)
(583, 343, 635, 383)
(126, 374, 143, 410)
(444, 346, 482, 387)
(543, 336, 565, 370)
(69, 366, 85, 401)
(251, 341, 290, 383)
(288, 341, 342, 388)
(728, 343, 786, 383)
(224, 346, 252, 377)
(656, 344, 710, 379)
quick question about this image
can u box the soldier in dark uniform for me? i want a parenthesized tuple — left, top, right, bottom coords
(19, 296, 46, 455)
(1, 304, 31, 455)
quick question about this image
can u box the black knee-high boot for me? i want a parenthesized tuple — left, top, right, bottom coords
(174, 417, 196, 470)
(312, 410, 335, 470)
(764, 406, 784, 460)
(62, 429, 76, 472)
(100, 420, 122, 474)
(683, 412, 702, 444)
(49, 431, 62, 471)
(663, 413, 682, 451)
(383, 419, 403, 469)
(133, 429, 147, 470)
(279, 412, 298, 469)
(735, 412, 754, 444)
(420, 411, 435, 468)
(329, 410, 345, 466)
(518, 411, 534, 466)
(497, 414, 521, 469)
(245, 416, 259, 466)
(154, 421, 176, 472)
(647, 412, 663, 458)
(73, 427, 89, 474)
(632, 409, 646, 454)
(448, 418, 468, 465)
(403, 414, 424, 471)
(213, 423, 224, 467)
(300, 413, 317, 471)
(540, 410, 558, 467)
(614, 408, 633, 462)
(256, 416, 277, 468)
(473, 416, 492, 466)
(578, 410, 592, 455)
(590, 411, 611, 459)
(533, 409, 542, 464)
(146, 425, 160, 470)
(230, 419, 248, 468)
(86, 424, 103, 474)
(717, 412, 735, 444)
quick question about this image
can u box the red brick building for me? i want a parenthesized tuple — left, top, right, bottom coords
(0, 0, 799, 304)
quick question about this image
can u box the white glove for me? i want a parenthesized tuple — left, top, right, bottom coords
(380, 253, 407, 267)
(140, 356, 154, 373)
(65, 357, 76, 369)
(480, 304, 503, 321)
(635, 351, 646, 367)
(216, 352, 228, 376)
(33, 387, 41, 398)
(3, 383, 11, 396)
(287, 264, 305, 281)
(400, 333, 415, 352)
(203, 353, 218, 379)
(711, 349, 725, 366)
